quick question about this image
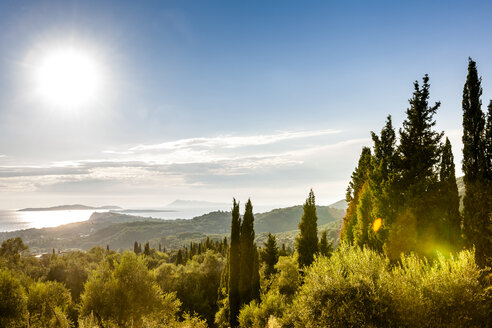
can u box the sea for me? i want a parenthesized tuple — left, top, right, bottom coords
(0, 209, 216, 233)
(0, 204, 278, 233)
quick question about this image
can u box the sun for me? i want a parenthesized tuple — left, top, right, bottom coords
(34, 47, 102, 108)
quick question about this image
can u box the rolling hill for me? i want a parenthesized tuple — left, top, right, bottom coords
(1, 205, 345, 253)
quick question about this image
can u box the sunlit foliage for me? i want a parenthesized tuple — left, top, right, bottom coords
(288, 244, 489, 328)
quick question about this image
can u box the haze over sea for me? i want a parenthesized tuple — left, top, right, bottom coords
(0, 204, 278, 232)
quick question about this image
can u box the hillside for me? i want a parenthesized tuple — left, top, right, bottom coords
(18, 204, 121, 211)
(1, 205, 345, 253)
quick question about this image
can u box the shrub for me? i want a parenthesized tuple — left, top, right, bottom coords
(289, 244, 489, 328)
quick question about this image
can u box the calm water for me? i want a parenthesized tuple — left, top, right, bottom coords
(0, 205, 277, 233)
(0, 209, 108, 232)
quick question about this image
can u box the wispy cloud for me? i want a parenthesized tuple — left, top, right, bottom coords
(129, 129, 341, 152)
(0, 129, 369, 206)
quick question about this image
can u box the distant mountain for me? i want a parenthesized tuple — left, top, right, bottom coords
(18, 204, 122, 212)
(3, 204, 345, 253)
(165, 199, 230, 208)
(327, 199, 348, 210)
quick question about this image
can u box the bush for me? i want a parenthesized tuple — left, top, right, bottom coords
(80, 251, 179, 327)
(238, 291, 288, 328)
(289, 244, 490, 328)
(0, 269, 27, 327)
(270, 255, 300, 298)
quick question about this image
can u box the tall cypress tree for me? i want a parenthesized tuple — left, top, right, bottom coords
(438, 138, 461, 249)
(462, 58, 490, 267)
(341, 147, 372, 243)
(370, 116, 397, 251)
(239, 199, 259, 306)
(353, 183, 373, 248)
(485, 101, 492, 178)
(251, 246, 260, 301)
(228, 199, 241, 328)
(296, 189, 319, 268)
(397, 74, 443, 255)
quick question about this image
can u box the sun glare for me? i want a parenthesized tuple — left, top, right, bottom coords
(372, 218, 382, 232)
(34, 47, 102, 108)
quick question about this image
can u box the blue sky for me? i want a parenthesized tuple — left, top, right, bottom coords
(0, 0, 491, 209)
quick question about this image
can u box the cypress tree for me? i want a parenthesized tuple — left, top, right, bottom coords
(133, 241, 140, 255)
(143, 242, 150, 256)
(370, 116, 397, 251)
(462, 58, 490, 266)
(438, 137, 461, 249)
(341, 147, 372, 243)
(353, 183, 373, 248)
(485, 101, 492, 177)
(218, 250, 230, 301)
(251, 246, 260, 301)
(228, 199, 241, 328)
(262, 232, 279, 278)
(239, 199, 259, 305)
(318, 229, 333, 257)
(397, 74, 443, 255)
(296, 189, 319, 268)
(175, 249, 183, 265)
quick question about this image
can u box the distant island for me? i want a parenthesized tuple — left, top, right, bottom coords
(18, 204, 122, 212)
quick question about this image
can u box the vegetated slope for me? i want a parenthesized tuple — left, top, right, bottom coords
(0, 205, 345, 253)
(327, 199, 348, 210)
(256, 220, 342, 250)
(255, 205, 344, 233)
(18, 204, 121, 211)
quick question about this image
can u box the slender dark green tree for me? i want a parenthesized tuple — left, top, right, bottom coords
(239, 199, 259, 305)
(175, 249, 184, 265)
(462, 58, 486, 183)
(486, 101, 492, 177)
(341, 147, 372, 243)
(438, 137, 462, 249)
(143, 242, 150, 256)
(396, 74, 443, 255)
(353, 184, 373, 248)
(228, 199, 241, 328)
(251, 246, 260, 301)
(462, 58, 490, 266)
(133, 241, 140, 255)
(318, 229, 333, 257)
(296, 189, 319, 268)
(369, 116, 398, 251)
(262, 232, 279, 278)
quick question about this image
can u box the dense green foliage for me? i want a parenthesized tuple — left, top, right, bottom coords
(0, 269, 27, 327)
(296, 189, 319, 268)
(239, 199, 260, 306)
(341, 147, 372, 243)
(287, 244, 490, 328)
(228, 199, 241, 327)
(318, 229, 333, 257)
(438, 138, 462, 250)
(461, 58, 492, 267)
(260, 233, 279, 279)
(341, 74, 467, 260)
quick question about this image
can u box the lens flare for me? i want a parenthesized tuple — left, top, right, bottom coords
(372, 218, 382, 232)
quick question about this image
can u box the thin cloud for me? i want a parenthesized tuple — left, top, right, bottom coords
(129, 129, 341, 151)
